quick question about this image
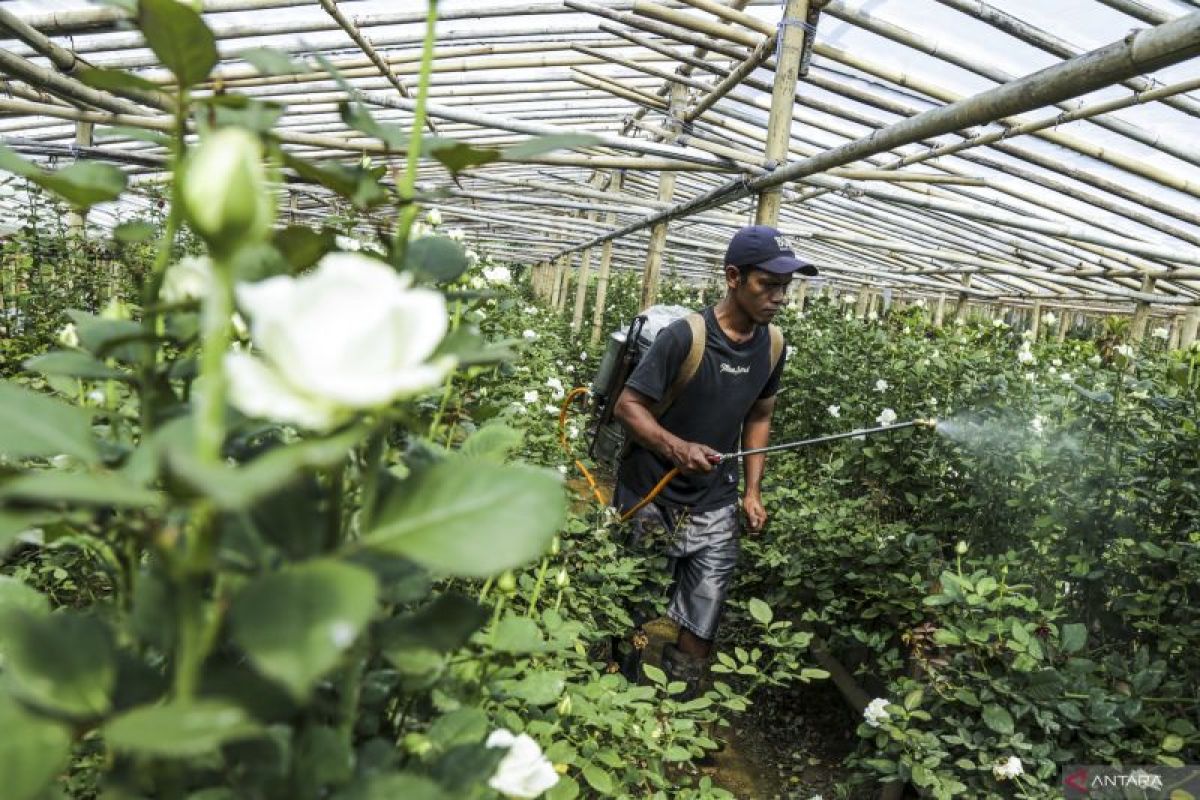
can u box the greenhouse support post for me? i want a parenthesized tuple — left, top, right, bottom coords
(1182, 306, 1200, 349)
(756, 0, 810, 225)
(1130, 275, 1158, 342)
(66, 121, 93, 235)
(639, 82, 688, 309)
(590, 170, 623, 346)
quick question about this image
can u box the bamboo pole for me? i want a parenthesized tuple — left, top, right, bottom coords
(822, 1, 1200, 173)
(756, 0, 810, 225)
(640, 82, 689, 309)
(65, 121, 93, 235)
(934, 0, 1200, 120)
(317, 0, 439, 136)
(1057, 310, 1071, 343)
(1181, 306, 1200, 349)
(591, 170, 625, 346)
(546, 13, 1200, 266)
(1130, 275, 1157, 343)
(685, 27, 778, 123)
(1029, 300, 1042, 339)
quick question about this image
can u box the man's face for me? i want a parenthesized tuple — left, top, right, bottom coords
(726, 266, 792, 324)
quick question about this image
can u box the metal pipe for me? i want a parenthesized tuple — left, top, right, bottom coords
(722, 418, 938, 461)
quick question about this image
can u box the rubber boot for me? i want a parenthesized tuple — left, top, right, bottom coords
(660, 642, 707, 702)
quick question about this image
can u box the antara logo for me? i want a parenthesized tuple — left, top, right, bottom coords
(720, 362, 751, 375)
(1064, 769, 1089, 791)
(1064, 768, 1165, 792)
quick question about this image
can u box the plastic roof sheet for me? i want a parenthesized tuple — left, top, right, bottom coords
(2, 0, 1200, 313)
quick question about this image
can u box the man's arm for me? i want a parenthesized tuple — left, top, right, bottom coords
(614, 387, 719, 475)
(741, 394, 776, 532)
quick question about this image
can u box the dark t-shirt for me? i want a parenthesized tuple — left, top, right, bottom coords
(617, 306, 785, 511)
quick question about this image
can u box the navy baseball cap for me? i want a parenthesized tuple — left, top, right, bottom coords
(724, 225, 818, 276)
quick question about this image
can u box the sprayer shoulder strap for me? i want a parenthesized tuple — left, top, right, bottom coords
(650, 312, 706, 418)
(768, 324, 785, 374)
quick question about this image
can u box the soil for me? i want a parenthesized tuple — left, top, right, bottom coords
(638, 617, 873, 800)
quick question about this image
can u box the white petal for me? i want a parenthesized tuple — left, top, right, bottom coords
(225, 352, 344, 431)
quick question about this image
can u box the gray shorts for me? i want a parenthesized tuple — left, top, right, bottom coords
(616, 485, 741, 641)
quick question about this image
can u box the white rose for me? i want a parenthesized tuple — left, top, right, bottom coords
(863, 697, 890, 727)
(874, 379, 889, 393)
(425, 207, 442, 227)
(875, 408, 897, 427)
(160, 255, 214, 303)
(545, 377, 565, 400)
(1115, 344, 1134, 359)
(523, 330, 538, 341)
(466, 249, 480, 265)
(226, 253, 453, 430)
(1089, 354, 1102, 366)
(1060, 372, 1073, 383)
(867, 311, 878, 322)
(1031, 415, 1045, 434)
(786, 345, 797, 360)
(57, 322, 80, 348)
(827, 404, 840, 418)
(486, 729, 559, 799)
(992, 756, 1024, 781)
(86, 389, 106, 405)
(1152, 326, 1169, 340)
(335, 235, 363, 252)
(1017, 347, 1035, 365)
(544, 404, 559, 415)
(483, 265, 511, 285)
(523, 306, 538, 314)
(1042, 312, 1057, 325)
(444, 227, 466, 242)
(523, 390, 540, 404)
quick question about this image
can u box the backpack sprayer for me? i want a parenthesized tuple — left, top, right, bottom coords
(558, 306, 939, 521)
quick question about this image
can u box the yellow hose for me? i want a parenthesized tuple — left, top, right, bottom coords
(556, 386, 681, 522)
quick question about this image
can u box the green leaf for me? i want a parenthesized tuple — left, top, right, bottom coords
(242, 47, 307, 76)
(77, 66, 161, 94)
(981, 704, 1014, 735)
(459, 423, 523, 463)
(0, 694, 73, 800)
(491, 614, 551, 654)
(427, 707, 488, 750)
(105, 700, 263, 757)
(1162, 734, 1185, 753)
(229, 559, 378, 699)
(0, 610, 116, 717)
(501, 134, 600, 160)
(642, 664, 667, 686)
(546, 776, 580, 800)
(137, 0, 218, 88)
(422, 139, 501, 175)
(1010, 619, 1030, 644)
(0, 146, 127, 210)
(0, 510, 62, 554)
(0, 576, 48, 617)
(23, 351, 131, 382)
(283, 153, 388, 210)
(405, 235, 469, 284)
(378, 593, 487, 656)
(504, 669, 566, 706)
(341, 102, 407, 150)
(903, 688, 924, 711)
(0, 471, 163, 509)
(272, 225, 337, 271)
(0, 380, 99, 463)
(582, 763, 614, 795)
(335, 772, 448, 800)
(747, 597, 773, 625)
(167, 426, 366, 511)
(114, 219, 157, 243)
(363, 458, 565, 578)
(96, 125, 173, 148)
(1060, 623, 1087, 655)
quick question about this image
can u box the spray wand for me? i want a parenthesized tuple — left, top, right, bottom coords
(618, 418, 939, 522)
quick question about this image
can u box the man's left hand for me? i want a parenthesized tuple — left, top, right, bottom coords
(743, 493, 768, 534)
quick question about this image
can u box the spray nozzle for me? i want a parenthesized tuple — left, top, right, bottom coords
(914, 417, 939, 430)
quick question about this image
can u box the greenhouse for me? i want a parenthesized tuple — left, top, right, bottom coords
(0, 0, 1198, 797)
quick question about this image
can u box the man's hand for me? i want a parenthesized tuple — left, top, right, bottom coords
(668, 439, 721, 474)
(743, 492, 768, 534)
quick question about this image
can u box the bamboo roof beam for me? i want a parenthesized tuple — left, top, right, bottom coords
(0, 49, 150, 115)
(1095, 0, 1174, 25)
(568, 69, 671, 110)
(821, 1, 1200, 172)
(685, 27, 778, 122)
(935, 0, 1200, 119)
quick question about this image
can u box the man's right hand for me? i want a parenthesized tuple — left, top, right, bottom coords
(668, 440, 722, 474)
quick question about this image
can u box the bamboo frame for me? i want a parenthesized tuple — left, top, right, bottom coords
(0, 2, 1198, 311)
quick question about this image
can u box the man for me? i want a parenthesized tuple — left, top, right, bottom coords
(612, 225, 818, 694)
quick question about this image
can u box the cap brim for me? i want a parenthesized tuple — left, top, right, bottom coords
(755, 254, 819, 276)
